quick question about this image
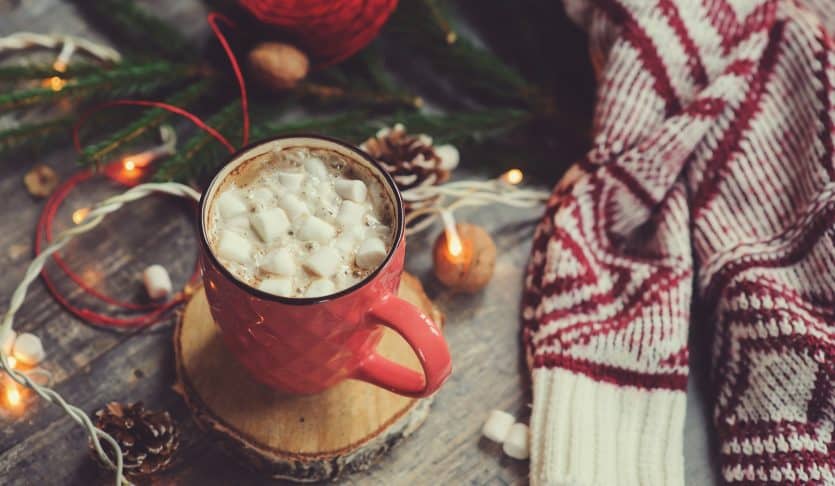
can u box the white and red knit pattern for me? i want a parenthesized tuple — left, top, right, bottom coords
(523, 0, 835, 484)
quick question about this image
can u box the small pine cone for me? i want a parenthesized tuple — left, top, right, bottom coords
(360, 124, 459, 216)
(91, 402, 180, 479)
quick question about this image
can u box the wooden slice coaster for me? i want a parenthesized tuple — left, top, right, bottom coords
(174, 273, 444, 482)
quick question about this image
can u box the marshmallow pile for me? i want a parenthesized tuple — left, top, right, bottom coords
(482, 409, 530, 460)
(209, 147, 394, 298)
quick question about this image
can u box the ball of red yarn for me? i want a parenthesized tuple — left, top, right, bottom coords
(239, 0, 399, 67)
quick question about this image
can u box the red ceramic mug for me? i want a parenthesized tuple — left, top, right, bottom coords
(199, 135, 452, 398)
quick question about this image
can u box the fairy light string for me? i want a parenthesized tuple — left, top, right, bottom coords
(4, 11, 548, 485)
(2, 13, 245, 485)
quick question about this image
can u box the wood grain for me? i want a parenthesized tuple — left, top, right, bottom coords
(0, 1, 720, 485)
(174, 274, 442, 481)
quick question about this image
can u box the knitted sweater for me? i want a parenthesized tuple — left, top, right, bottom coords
(522, 1, 835, 484)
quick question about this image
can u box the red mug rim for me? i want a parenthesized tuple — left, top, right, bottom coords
(198, 133, 406, 306)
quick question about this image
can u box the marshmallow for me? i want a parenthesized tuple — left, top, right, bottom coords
(142, 264, 172, 300)
(314, 201, 339, 222)
(335, 179, 367, 202)
(356, 237, 387, 270)
(216, 191, 248, 219)
(216, 231, 253, 265)
(336, 200, 366, 228)
(277, 194, 309, 221)
(298, 216, 336, 243)
(334, 224, 365, 253)
(334, 233, 359, 253)
(502, 423, 530, 460)
(304, 157, 328, 179)
(258, 277, 293, 296)
(305, 279, 336, 297)
(1, 329, 16, 356)
(13, 332, 45, 365)
(278, 171, 305, 191)
(262, 248, 296, 276)
(304, 247, 341, 277)
(248, 186, 274, 207)
(226, 215, 250, 230)
(250, 207, 290, 243)
(482, 410, 515, 443)
(435, 144, 460, 170)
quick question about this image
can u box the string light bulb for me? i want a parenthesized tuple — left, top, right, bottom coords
(123, 159, 137, 171)
(6, 386, 20, 407)
(501, 168, 524, 185)
(72, 207, 90, 225)
(446, 229, 464, 258)
(44, 76, 66, 91)
(52, 59, 68, 73)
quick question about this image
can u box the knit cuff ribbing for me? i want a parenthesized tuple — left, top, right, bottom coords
(530, 368, 687, 486)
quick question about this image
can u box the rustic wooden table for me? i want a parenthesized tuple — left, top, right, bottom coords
(0, 1, 720, 485)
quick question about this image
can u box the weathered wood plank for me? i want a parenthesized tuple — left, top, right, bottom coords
(0, 1, 720, 486)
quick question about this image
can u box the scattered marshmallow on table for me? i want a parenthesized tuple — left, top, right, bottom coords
(216, 191, 247, 219)
(435, 144, 460, 170)
(13, 332, 45, 365)
(278, 171, 304, 191)
(250, 207, 290, 243)
(482, 410, 515, 443)
(356, 237, 387, 270)
(305, 279, 336, 297)
(335, 179, 367, 202)
(143, 264, 172, 300)
(304, 157, 329, 179)
(298, 216, 336, 243)
(1, 329, 16, 356)
(261, 248, 296, 276)
(502, 423, 530, 460)
(258, 277, 293, 296)
(216, 231, 253, 265)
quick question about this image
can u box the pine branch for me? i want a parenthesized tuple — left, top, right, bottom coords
(389, 0, 458, 46)
(0, 117, 73, 155)
(152, 101, 243, 182)
(379, 108, 532, 146)
(0, 61, 201, 111)
(0, 109, 129, 159)
(251, 108, 530, 147)
(78, 80, 212, 167)
(295, 83, 423, 110)
(420, 0, 458, 44)
(0, 62, 103, 82)
(385, 1, 542, 107)
(68, 0, 195, 61)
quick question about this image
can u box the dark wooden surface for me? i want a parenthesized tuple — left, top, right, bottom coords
(0, 2, 719, 485)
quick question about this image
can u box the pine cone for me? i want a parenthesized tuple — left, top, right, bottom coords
(361, 124, 459, 215)
(91, 402, 179, 479)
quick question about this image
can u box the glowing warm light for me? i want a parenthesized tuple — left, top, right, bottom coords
(446, 228, 464, 257)
(72, 207, 90, 224)
(501, 169, 524, 185)
(6, 387, 20, 407)
(123, 159, 137, 171)
(7, 357, 16, 369)
(44, 76, 66, 91)
(52, 60, 68, 73)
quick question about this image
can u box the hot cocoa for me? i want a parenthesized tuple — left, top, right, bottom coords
(206, 145, 395, 297)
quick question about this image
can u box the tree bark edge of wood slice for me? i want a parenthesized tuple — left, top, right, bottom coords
(173, 273, 445, 482)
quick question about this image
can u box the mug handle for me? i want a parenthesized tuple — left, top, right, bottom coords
(352, 294, 452, 398)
